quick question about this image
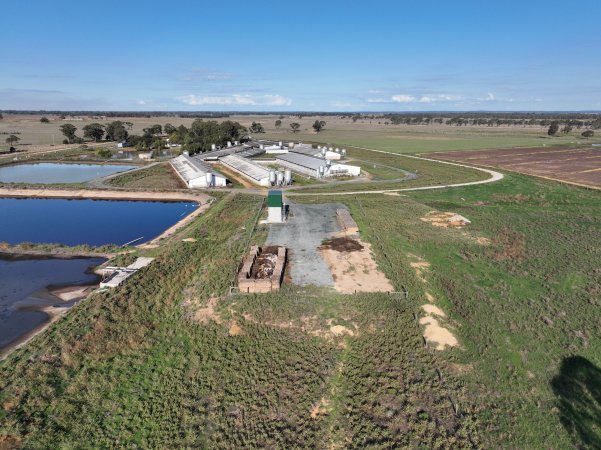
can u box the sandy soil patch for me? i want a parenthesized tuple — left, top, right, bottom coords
(320, 238, 394, 294)
(228, 322, 243, 336)
(419, 315, 458, 350)
(475, 236, 491, 246)
(421, 211, 471, 228)
(192, 296, 223, 324)
(421, 303, 446, 317)
(409, 260, 430, 283)
(49, 285, 94, 301)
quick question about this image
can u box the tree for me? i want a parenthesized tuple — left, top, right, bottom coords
(0, 113, 3, 120)
(5, 135, 20, 147)
(548, 121, 559, 136)
(249, 122, 265, 133)
(164, 123, 177, 135)
(290, 122, 301, 133)
(60, 124, 78, 143)
(275, 119, 282, 128)
(124, 121, 134, 130)
(40, 117, 50, 123)
(581, 130, 594, 138)
(83, 123, 105, 142)
(562, 124, 573, 134)
(105, 121, 128, 142)
(312, 120, 326, 132)
(144, 124, 162, 135)
(97, 148, 112, 158)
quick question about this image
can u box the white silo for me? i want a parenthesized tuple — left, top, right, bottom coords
(269, 170, 276, 185)
(211, 143, 217, 151)
(341, 149, 347, 158)
(329, 147, 333, 152)
(321, 147, 326, 156)
(276, 171, 284, 185)
(284, 169, 292, 185)
(335, 148, 340, 153)
(227, 141, 232, 148)
(278, 141, 283, 148)
(205, 172, 213, 187)
(319, 165, 325, 177)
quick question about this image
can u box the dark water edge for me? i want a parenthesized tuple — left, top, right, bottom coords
(0, 255, 106, 354)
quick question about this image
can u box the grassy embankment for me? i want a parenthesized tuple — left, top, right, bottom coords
(107, 162, 184, 190)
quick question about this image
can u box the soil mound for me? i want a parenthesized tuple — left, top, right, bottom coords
(321, 237, 364, 252)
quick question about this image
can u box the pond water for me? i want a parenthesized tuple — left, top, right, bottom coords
(0, 163, 138, 184)
(0, 256, 105, 351)
(0, 198, 198, 246)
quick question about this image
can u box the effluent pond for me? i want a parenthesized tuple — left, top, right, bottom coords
(0, 162, 137, 184)
(0, 197, 198, 246)
(0, 256, 105, 352)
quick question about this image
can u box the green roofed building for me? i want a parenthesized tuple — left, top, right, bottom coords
(267, 190, 285, 223)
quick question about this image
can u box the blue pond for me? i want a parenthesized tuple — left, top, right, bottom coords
(0, 256, 105, 350)
(0, 197, 198, 246)
(0, 163, 137, 184)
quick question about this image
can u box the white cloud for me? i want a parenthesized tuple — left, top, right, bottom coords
(179, 68, 233, 82)
(391, 94, 417, 103)
(177, 94, 292, 107)
(368, 94, 461, 104)
(136, 100, 146, 105)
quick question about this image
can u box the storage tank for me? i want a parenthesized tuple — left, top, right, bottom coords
(211, 143, 216, 151)
(276, 171, 284, 185)
(227, 141, 232, 148)
(284, 169, 292, 185)
(319, 165, 325, 177)
(205, 172, 213, 187)
(269, 170, 276, 185)
(278, 141, 283, 148)
(341, 148, 347, 158)
(335, 148, 340, 153)
(260, 144, 265, 150)
(321, 147, 326, 156)
(289, 142, 295, 149)
(329, 146, 334, 152)
(234, 140, 239, 146)
(326, 159, 332, 167)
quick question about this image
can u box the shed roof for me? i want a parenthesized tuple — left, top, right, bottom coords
(276, 152, 326, 171)
(221, 154, 270, 181)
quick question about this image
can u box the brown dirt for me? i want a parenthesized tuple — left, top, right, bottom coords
(310, 397, 332, 418)
(409, 257, 430, 283)
(192, 297, 223, 324)
(421, 211, 471, 228)
(419, 315, 458, 350)
(430, 146, 601, 190)
(492, 228, 526, 260)
(320, 239, 394, 294)
(228, 323, 243, 336)
(320, 237, 364, 252)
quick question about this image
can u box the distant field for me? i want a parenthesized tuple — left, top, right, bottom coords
(430, 146, 601, 189)
(2, 113, 596, 155)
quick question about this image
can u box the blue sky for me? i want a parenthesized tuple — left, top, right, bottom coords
(2, 0, 600, 111)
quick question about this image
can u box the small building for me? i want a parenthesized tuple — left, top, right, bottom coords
(170, 154, 228, 188)
(267, 190, 285, 223)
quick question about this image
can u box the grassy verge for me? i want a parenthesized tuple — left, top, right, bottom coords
(107, 163, 184, 190)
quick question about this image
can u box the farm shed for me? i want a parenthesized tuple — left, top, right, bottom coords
(275, 153, 360, 178)
(170, 154, 228, 188)
(220, 154, 271, 186)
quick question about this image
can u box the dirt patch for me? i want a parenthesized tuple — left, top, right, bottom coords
(421, 211, 471, 228)
(192, 296, 223, 324)
(320, 237, 364, 252)
(475, 236, 491, 246)
(48, 285, 94, 301)
(329, 325, 355, 336)
(421, 304, 446, 317)
(419, 315, 458, 350)
(310, 397, 332, 419)
(409, 258, 430, 283)
(228, 322, 243, 336)
(320, 239, 394, 294)
(492, 228, 526, 260)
